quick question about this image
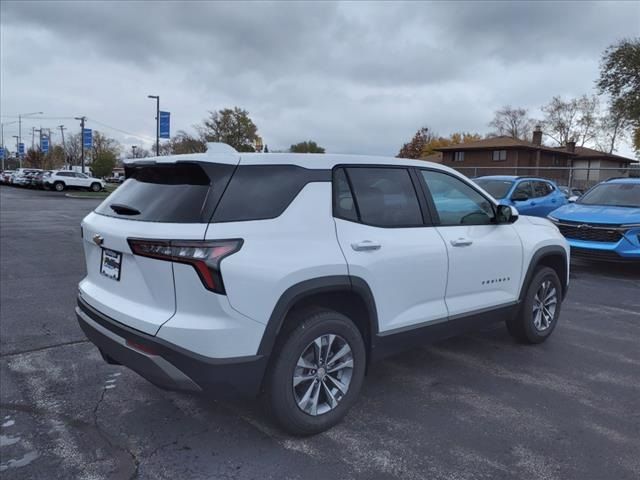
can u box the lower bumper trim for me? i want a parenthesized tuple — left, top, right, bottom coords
(76, 295, 267, 396)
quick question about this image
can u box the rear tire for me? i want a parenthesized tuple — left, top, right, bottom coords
(90, 182, 101, 192)
(54, 182, 65, 192)
(265, 308, 366, 436)
(507, 266, 562, 344)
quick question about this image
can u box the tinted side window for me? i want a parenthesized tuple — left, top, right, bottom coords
(213, 165, 330, 222)
(346, 167, 423, 227)
(532, 182, 549, 198)
(333, 168, 358, 222)
(513, 181, 533, 199)
(421, 170, 494, 226)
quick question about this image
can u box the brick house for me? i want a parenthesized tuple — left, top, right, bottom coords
(431, 126, 636, 187)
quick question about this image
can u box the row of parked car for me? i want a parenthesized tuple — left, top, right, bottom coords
(1, 168, 106, 192)
(473, 175, 639, 262)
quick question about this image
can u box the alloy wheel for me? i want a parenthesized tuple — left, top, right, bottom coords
(532, 280, 557, 331)
(293, 334, 354, 416)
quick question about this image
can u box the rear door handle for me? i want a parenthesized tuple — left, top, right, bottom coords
(351, 240, 381, 251)
(450, 238, 473, 247)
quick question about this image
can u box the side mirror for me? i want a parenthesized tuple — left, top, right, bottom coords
(568, 195, 578, 203)
(496, 204, 519, 224)
(511, 192, 529, 202)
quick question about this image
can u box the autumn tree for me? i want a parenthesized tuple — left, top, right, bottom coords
(488, 106, 536, 140)
(597, 38, 640, 153)
(421, 132, 481, 156)
(397, 127, 434, 158)
(541, 95, 600, 146)
(201, 107, 259, 152)
(290, 141, 325, 153)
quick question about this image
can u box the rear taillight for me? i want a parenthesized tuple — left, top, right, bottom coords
(128, 238, 243, 294)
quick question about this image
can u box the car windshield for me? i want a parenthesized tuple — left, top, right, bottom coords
(474, 179, 514, 199)
(578, 183, 640, 208)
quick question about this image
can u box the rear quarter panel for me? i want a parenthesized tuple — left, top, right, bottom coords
(204, 182, 348, 324)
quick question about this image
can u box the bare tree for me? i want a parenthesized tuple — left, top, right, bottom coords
(488, 106, 535, 140)
(541, 95, 600, 146)
(596, 102, 628, 154)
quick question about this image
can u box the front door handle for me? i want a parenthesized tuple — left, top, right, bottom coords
(450, 238, 473, 247)
(351, 240, 381, 251)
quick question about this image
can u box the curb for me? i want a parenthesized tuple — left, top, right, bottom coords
(64, 193, 109, 199)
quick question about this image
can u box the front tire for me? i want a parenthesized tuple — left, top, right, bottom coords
(507, 266, 562, 344)
(90, 182, 101, 192)
(266, 308, 366, 436)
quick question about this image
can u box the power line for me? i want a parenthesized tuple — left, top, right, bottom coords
(87, 118, 155, 142)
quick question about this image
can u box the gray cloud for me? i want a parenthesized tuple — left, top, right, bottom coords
(1, 0, 638, 156)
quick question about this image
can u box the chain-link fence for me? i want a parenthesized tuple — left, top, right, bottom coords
(452, 165, 640, 190)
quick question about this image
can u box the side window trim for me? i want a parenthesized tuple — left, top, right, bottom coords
(332, 164, 429, 228)
(416, 168, 497, 227)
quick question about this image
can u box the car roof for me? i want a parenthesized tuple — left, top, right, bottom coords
(475, 175, 554, 182)
(603, 177, 640, 184)
(124, 142, 461, 175)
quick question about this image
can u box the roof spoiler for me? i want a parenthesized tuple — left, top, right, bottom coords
(206, 142, 238, 155)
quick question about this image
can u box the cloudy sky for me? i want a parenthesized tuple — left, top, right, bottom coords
(1, 1, 639, 157)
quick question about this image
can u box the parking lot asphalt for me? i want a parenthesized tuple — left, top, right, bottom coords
(1, 185, 639, 480)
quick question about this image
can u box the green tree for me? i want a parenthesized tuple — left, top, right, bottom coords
(91, 151, 117, 178)
(289, 140, 325, 153)
(397, 128, 482, 158)
(597, 38, 640, 152)
(90, 131, 121, 161)
(201, 107, 258, 152)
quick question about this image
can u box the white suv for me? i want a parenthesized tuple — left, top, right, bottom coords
(77, 143, 569, 435)
(45, 170, 105, 192)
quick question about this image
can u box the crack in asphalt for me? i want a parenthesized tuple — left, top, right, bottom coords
(92, 386, 141, 480)
(0, 339, 90, 358)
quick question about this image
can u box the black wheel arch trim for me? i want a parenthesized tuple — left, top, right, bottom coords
(257, 275, 379, 358)
(520, 245, 569, 301)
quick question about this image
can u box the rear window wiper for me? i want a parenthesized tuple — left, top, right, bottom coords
(110, 203, 141, 216)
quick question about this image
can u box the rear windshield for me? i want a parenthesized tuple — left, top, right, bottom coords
(474, 178, 514, 199)
(95, 162, 234, 222)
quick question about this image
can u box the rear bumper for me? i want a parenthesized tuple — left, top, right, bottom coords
(76, 296, 267, 396)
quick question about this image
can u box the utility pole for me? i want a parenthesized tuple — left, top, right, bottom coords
(58, 125, 66, 153)
(132, 145, 137, 158)
(31, 127, 36, 150)
(147, 95, 160, 156)
(17, 112, 43, 157)
(74, 116, 87, 173)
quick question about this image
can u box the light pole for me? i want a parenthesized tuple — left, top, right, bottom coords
(74, 116, 87, 173)
(132, 145, 138, 158)
(147, 95, 160, 156)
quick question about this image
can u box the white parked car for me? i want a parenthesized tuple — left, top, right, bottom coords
(45, 170, 105, 192)
(11, 168, 42, 186)
(77, 143, 569, 435)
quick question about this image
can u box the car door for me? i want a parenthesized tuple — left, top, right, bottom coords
(419, 169, 523, 317)
(510, 180, 536, 215)
(74, 172, 91, 187)
(333, 166, 449, 334)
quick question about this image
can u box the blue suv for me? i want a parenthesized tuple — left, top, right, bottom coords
(474, 176, 567, 217)
(548, 178, 640, 262)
